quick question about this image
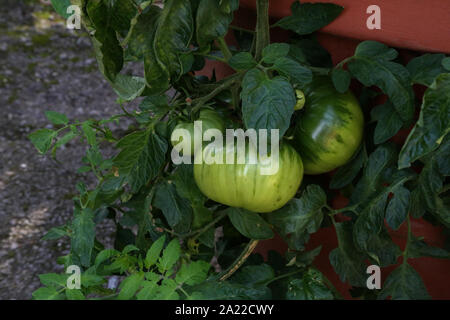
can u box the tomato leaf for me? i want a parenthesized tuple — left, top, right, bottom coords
(408, 236, 450, 259)
(50, 0, 71, 19)
(29, 129, 57, 154)
(45, 111, 69, 125)
(329, 144, 367, 189)
(241, 68, 296, 139)
(113, 129, 168, 193)
(32, 287, 64, 300)
(289, 39, 333, 68)
(196, 0, 238, 50)
(371, 102, 404, 145)
(271, 57, 313, 85)
(398, 74, 450, 169)
(158, 239, 181, 273)
(231, 264, 274, 286)
(379, 263, 430, 300)
(347, 41, 414, 122)
(118, 273, 145, 300)
(267, 185, 326, 250)
(189, 280, 270, 300)
(262, 43, 290, 64)
(274, 2, 343, 35)
(226, 208, 274, 240)
(145, 235, 166, 269)
(228, 52, 257, 71)
(153, 0, 193, 79)
(71, 207, 96, 267)
(284, 268, 334, 300)
(331, 68, 351, 93)
(110, 74, 146, 102)
(153, 181, 193, 233)
(175, 260, 210, 286)
(329, 222, 367, 287)
(385, 186, 410, 230)
(407, 53, 447, 86)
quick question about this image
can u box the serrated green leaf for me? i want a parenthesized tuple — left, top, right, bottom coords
(82, 121, 97, 147)
(145, 235, 166, 269)
(111, 74, 146, 102)
(348, 41, 414, 122)
(50, 0, 72, 19)
(408, 236, 450, 259)
(272, 57, 313, 85)
(267, 185, 326, 250)
(42, 226, 69, 241)
(285, 268, 334, 300)
(275, 2, 343, 35)
(71, 207, 95, 267)
(175, 260, 210, 286)
(66, 289, 85, 300)
(158, 239, 180, 273)
(241, 68, 295, 139)
(122, 244, 140, 254)
(94, 249, 120, 267)
(329, 222, 367, 287)
(196, 0, 238, 50)
(29, 129, 56, 154)
(371, 102, 404, 144)
(118, 273, 145, 300)
(379, 263, 430, 300)
(39, 273, 68, 288)
(398, 74, 450, 168)
(153, 181, 192, 233)
(45, 111, 69, 125)
(407, 53, 446, 86)
(262, 43, 290, 64)
(331, 68, 351, 93)
(228, 52, 257, 71)
(226, 208, 274, 240)
(385, 186, 410, 230)
(113, 129, 168, 192)
(231, 264, 274, 286)
(330, 144, 367, 189)
(32, 287, 64, 300)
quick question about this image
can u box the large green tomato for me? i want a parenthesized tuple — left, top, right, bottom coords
(194, 143, 304, 213)
(292, 76, 364, 175)
(171, 109, 225, 157)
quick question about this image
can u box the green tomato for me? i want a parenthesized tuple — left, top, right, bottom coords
(171, 109, 225, 157)
(194, 143, 304, 213)
(292, 76, 364, 175)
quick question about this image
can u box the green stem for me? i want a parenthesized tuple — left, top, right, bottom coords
(255, 0, 270, 61)
(191, 211, 228, 240)
(217, 37, 233, 61)
(219, 239, 259, 281)
(264, 269, 303, 286)
(191, 74, 242, 109)
(229, 25, 256, 34)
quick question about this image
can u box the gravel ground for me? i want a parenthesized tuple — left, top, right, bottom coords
(0, 1, 135, 299)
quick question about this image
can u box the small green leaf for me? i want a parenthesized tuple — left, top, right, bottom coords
(175, 260, 210, 286)
(385, 186, 410, 230)
(32, 287, 64, 300)
(39, 273, 68, 288)
(82, 121, 97, 147)
(442, 57, 450, 71)
(408, 236, 450, 259)
(42, 226, 68, 241)
(272, 57, 313, 85)
(330, 144, 367, 189)
(111, 74, 146, 102)
(241, 68, 296, 139)
(118, 273, 145, 300)
(226, 208, 274, 240)
(228, 52, 257, 71)
(145, 235, 166, 269)
(95, 249, 120, 267)
(262, 43, 290, 64)
(71, 207, 96, 267)
(45, 111, 69, 125)
(50, 0, 71, 19)
(158, 239, 181, 272)
(331, 68, 351, 93)
(66, 289, 85, 300)
(122, 244, 140, 254)
(379, 263, 430, 300)
(29, 129, 56, 154)
(329, 222, 367, 287)
(275, 2, 343, 35)
(267, 185, 326, 250)
(284, 268, 334, 300)
(398, 74, 450, 168)
(407, 53, 446, 86)
(231, 264, 274, 286)
(371, 102, 404, 145)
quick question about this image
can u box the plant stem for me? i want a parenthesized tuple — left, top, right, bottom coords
(192, 74, 242, 109)
(229, 25, 256, 34)
(191, 211, 228, 240)
(219, 239, 259, 281)
(255, 0, 270, 61)
(217, 37, 233, 61)
(264, 269, 304, 286)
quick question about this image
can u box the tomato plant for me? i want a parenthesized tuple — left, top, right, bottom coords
(29, 0, 450, 300)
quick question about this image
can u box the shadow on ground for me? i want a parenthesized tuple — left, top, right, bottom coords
(0, 1, 131, 299)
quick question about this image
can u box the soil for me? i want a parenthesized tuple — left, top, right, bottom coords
(0, 0, 135, 299)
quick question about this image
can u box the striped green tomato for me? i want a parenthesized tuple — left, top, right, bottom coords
(171, 109, 225, 157)
(292, 76, 364, 175)
(193, 143, 304, 213)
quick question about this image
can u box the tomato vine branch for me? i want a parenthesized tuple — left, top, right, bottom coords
(219, 239, 260, 281)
